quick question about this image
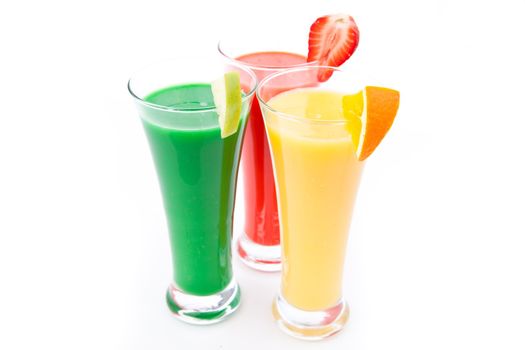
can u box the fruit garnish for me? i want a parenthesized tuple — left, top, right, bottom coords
(211, 71, 242, 138)
(307, 14, 360, 82)
(343, 86, 400, 161)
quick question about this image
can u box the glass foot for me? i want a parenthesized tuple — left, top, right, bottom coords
(237, 233, 281, 272)
(166, 279, 241, 325)
(272, 293, 349, 340)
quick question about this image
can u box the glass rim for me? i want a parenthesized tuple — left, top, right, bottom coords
(217, 41, 319, 71)
(256, 65, 349, 126)
(127, 59, 258, 114)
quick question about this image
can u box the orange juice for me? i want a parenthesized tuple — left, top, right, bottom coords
(265, 88, 364, 311)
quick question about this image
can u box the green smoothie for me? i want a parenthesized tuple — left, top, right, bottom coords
(142, 83, 246, 296)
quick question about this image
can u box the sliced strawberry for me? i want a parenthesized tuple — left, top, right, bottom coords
(307, 14, 360, 81)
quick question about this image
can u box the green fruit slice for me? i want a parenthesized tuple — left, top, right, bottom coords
(211, 71, 242, 138)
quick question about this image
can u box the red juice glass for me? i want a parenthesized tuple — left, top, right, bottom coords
(219, 37, 318, 271)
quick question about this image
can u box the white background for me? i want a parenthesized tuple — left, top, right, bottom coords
(1, 0, 524, 349)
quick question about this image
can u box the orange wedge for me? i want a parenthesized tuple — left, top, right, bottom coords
(343, 86, 400, 161)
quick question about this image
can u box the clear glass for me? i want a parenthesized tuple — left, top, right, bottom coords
(218, 33, 318, 272)
(128, 58, 256, 324)
(258, 66, 365, 339)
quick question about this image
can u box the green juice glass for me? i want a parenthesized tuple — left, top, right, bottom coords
(128, 59, 256, 324)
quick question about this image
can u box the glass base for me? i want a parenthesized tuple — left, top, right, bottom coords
(272, 293, 349, 341)
(166, 279, 241, 325)
(236, 233, 281, 272)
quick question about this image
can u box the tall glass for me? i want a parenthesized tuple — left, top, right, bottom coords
(128, 59, 256, 324)
(258, 66, 365, 339)
(219, 36, 318, 271)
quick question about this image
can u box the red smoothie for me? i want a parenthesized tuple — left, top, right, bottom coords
(237, 52, 307, 246)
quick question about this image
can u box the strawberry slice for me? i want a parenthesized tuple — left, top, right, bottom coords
(307, 14, 360, 81)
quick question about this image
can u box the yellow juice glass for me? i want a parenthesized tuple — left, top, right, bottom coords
(258, 66, 364, 340)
